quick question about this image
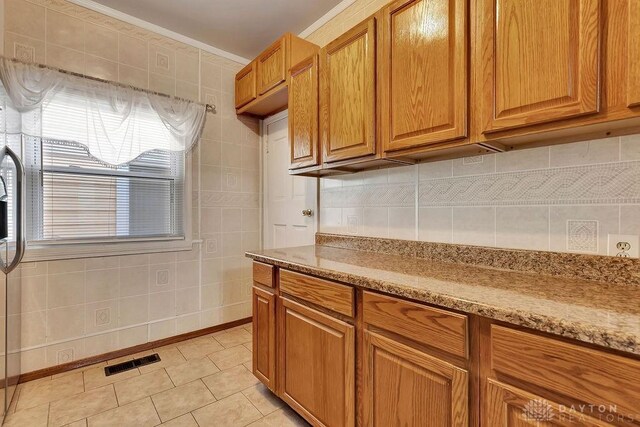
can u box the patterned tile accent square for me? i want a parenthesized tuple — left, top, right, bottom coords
(567, 220, 599, 253)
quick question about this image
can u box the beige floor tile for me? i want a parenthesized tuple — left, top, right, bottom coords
(87, 397, 160, 427)
(242, 383, 284, 416)
(139, 347, 186, 374)
(151, 380, 215, 422)
(243, 342, 253, 352)
(208, 345, 252, 370)
(65, 420, 87, 427)
(177, 337, 224, 360)
(17, 373, 84, 411)
(242, 323, 253, 334)
(243, 361, 253, 371)
(159, 413, 198, 426)
(49, 385, 118, 427)
(165, 357, 220, 386)
(113, 369, 174, 405)
(202, 365, 259, 400)
(3, 402, 49, 427)
(214, 329, 252, 348)
(52, 362, 107, 380)
(247, 407, 310, 427)
(84, 364, 140, 390)
(192, 393, 262, 427)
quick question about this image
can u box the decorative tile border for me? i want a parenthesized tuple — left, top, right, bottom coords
(321, 182, 415, 208)
(418, 161, 640, 207)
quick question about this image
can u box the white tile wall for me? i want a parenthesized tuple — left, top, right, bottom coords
(3, 0, 261, 374)
(320, 136, 640, 255)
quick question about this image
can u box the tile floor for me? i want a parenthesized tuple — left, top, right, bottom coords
(4, 323, 310, 427)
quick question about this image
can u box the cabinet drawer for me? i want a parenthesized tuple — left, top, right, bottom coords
(280, 270, 354, 317)
(490, 325, 640, 417)
(363, 292, 467, 358)
(253, 262, 274, 288)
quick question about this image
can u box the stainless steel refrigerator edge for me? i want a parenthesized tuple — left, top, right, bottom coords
(0, 144, 26, 420)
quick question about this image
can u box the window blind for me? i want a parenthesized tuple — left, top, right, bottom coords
(28, 140, 184, 242)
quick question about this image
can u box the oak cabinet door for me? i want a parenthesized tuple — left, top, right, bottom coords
(380, 0, 467, 153)
(289, 55, 319, 169)
(484, 380, 610, 426)
(235, 62, 257, 109)
(363, 331, 468, 426)
(279, 298, 355, 427)
(252, 286, 276, 391)
(479, 0, 601, 133)
(320, 18, 377, 163)
(257, 37, 287, 96)
(628, 0, 640, 107)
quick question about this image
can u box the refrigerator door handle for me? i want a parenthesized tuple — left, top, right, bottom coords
(1, 146, 25, 274)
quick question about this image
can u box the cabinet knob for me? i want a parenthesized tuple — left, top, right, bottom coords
(302, 209, 314, 217)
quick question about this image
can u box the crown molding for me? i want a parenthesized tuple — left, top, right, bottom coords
(67, 0, 250, 64)
(298, 0, 356, 39)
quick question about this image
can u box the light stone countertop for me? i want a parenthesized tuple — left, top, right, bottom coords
(246, 244, 640, 356)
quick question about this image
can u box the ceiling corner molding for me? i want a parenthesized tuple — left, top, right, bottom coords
(298, 0, 357, 39)
(67, 0, 250, 64)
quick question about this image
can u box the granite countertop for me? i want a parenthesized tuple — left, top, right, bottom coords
(246, 245, 640, 356)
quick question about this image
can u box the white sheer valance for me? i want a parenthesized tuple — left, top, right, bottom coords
(0, 57, 206, 166)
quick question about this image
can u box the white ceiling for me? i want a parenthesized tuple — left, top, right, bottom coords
(89, 0, 344, 59)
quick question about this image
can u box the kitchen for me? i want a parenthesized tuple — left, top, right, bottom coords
(0, 0, 639, 426)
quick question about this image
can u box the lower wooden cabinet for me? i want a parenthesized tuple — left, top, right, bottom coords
(484, 380, 610, 427)
(252, 286, 276, 391)
(362, 330, 468, 426)
(279, 297, 355, 427)
(251, 263, 640, 427)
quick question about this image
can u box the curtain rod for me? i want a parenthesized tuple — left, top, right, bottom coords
(1, 55, 216, 113)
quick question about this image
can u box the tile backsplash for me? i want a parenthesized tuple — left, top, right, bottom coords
(320, 136, 640, 255)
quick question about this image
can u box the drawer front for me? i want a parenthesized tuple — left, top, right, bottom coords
(363, 292, 467, 358)
(490, 325, 640, 417)
(253, 262, 274, 288)
(280, 270, 354, 317)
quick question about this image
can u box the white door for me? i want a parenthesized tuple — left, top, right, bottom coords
(263, 111, 317, 249)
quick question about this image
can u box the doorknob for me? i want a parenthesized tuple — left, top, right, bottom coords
(302, 209, 314, 217)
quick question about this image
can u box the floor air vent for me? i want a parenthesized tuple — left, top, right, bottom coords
(104, 353, 161, 376)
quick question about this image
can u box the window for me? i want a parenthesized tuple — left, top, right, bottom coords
(0, 58, 204, 259)
(27, 140, 185, 242)
(23, 92, 189, 245)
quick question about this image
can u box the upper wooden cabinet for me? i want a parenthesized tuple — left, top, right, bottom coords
(477, 0, 601, 134)
(289, 55, 319, 170)
(257, 37, 286, 96)
(379, 0, 468, 154)
(628, 0, 640, 107)
(235, 62, 257, 109)
(320, 17, 377, 163)
(235, 33, 318, 117)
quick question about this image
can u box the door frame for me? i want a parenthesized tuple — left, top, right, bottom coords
(261, 110, 319, 250)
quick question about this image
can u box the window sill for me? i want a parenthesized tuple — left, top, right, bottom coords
(22, 237, 199, 262)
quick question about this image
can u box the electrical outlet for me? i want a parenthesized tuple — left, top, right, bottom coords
(607, 234, 640, 258)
